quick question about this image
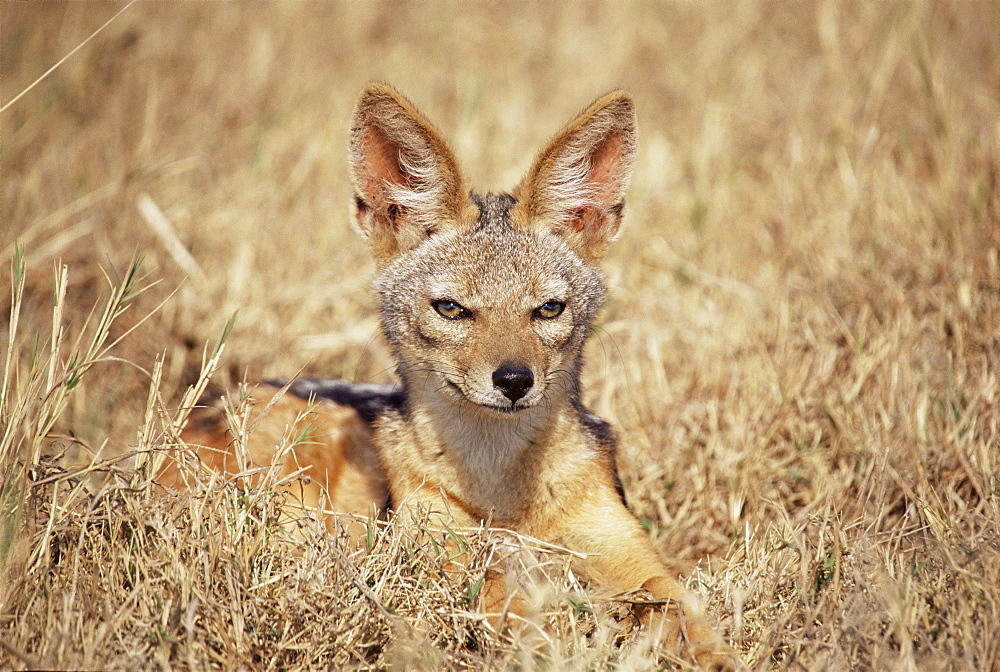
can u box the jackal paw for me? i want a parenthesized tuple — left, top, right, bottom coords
(627, 585, 744, 671)
(646, 607, 742, 671)
(691, 642, 744, 672)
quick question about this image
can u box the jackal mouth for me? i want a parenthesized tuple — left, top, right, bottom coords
(479, 403, 524, 415)
(442, 379, 534, 415)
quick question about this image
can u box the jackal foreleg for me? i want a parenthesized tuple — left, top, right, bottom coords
(553, 489, 742, 671)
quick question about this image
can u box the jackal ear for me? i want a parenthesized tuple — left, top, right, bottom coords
(349, 84, 473, 263)
(514, 92, 636, 263)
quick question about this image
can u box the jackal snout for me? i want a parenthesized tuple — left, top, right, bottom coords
(492, 363, 534, 404)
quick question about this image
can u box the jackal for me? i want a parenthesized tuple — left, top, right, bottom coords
(162, 84, 739, 669)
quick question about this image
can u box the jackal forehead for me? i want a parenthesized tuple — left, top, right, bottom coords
(461, 196, 590, 288)
(375, 190, 604, 308)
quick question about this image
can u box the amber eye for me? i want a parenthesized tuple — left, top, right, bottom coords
(534, 301, 565, 320)
(432, 300, 468, 320)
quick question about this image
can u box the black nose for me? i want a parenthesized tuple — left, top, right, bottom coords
(492, 365, 534, 403)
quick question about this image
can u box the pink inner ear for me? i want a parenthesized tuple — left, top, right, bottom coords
(568, 206, 598, 233)
(564, 131, 626, 233)
(588, 132, 626, 206)
(357, 125, 407, 204)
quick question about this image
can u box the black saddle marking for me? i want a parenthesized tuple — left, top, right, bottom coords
(266, 378, 405, 425)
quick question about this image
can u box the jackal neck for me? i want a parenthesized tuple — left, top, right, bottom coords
(400, 386, 569, 519)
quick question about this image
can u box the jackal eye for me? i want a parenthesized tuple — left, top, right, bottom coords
(432, 300, 469, 320)
(534, 301, 566, 320)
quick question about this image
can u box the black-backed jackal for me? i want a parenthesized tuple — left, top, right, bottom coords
(160, 84, 740, 670)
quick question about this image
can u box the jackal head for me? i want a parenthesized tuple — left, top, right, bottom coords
(349, 84, 635, 417)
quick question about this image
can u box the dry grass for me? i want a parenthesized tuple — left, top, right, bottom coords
(2, 2, 998, 670)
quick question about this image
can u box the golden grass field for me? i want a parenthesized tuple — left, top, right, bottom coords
(2, 2, 998, 669)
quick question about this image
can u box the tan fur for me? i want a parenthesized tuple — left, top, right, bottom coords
(170, 84, 741, 670)
(162, 390, 386, 545)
